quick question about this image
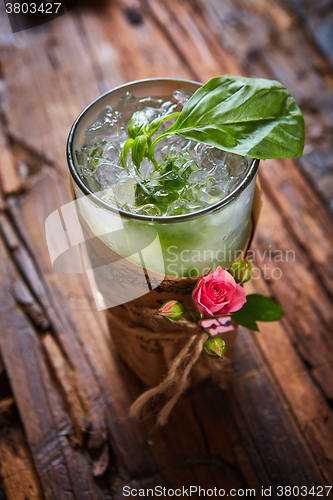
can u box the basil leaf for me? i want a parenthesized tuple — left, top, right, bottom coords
(147, 112, 180, 136)
(128, 111, 149, 139)
(153, 75, 304, 160)
(131, 135, 148, 168)
(232, 293, 284, 331)
(90, 146, 103, 157)
(120, 138, 134, 168)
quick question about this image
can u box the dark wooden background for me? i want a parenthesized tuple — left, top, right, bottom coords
(0, 1, 332, 498)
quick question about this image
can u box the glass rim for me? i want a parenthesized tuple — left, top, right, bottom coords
(67, 77, 259, 224)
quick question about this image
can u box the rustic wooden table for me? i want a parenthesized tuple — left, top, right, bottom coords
(0, 1, 332, 499)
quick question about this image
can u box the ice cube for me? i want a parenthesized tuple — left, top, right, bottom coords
(85, 106, 123, 144)
(154, 135, 192, 161)
(114, 177, 137, 207)
(93, 162, 122, 190)
(139, 158, 155, 177)
(137, 96, 164, 108)
(102, 142, 121, 163)
(226, 153, 250, 177)
(188, 170, 209, 184)
(160, 99, 178, 114)
(115, 92, 139, 121)
(134, 204, 162, 216)
(166, 199, 191, 216)
(77, 88, 252, 217)
(172, 89, 191, 107)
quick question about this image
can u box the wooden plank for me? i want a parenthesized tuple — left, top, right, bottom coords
(96, 0, 191, 81)
(7, 177, 157, 479)
(0, 425, 44, 500)
(0, 13, 103, 167)
(212, 0, 333, 212)
(147, 0, 333, 213)
(144, 0, 240, 79)
(231, 333, 323, 486)
(10, 162, 327, 490)
(282, 0, 333, 68)
(0, 391, 42, 499)
(0, 0, 332, 494)
(0, 357, 42, 499)
(140, 0, 333, 416)
(257, 158, 333, 294)
(42, 334, 88, 447)
(0, 236, 104, 499)
(7, 169, 265, 490)
(244, 227, 333, 483)
(146, 0, 333, 292)
(251, 191, 333, 372)
(11, 279, 50, 332)
(100, 0, 332, 484)
(0, 126, 22, 195)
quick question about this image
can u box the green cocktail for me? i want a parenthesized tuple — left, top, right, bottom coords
(68, 79, 258, 279)
(66, 76, 303, 390)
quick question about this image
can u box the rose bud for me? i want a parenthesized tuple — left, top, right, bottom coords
(193, 266, 246, 317)
(204, 336, 226, 358)
(159, 300, 185, 321)
(228, 260, 252, 284)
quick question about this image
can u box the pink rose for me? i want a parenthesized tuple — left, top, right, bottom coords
(193, 266, 246, 317)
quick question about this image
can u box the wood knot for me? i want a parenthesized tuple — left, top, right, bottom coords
(124, 7, 144, 25)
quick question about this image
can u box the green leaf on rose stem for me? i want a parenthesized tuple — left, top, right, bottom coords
(232, 294, 284, 331)
(128, 110, 150, 139)
(237, 316, 260, 331)
(146, 111, 181, 136)
(150, 75, 304, 160)
(120, 138, 134, 168)
(131, 135, 148, 169)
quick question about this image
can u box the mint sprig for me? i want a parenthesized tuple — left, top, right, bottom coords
(121, 111, 180, 170)
(231, 294, 284, 331)
(121, 75, 304, 172)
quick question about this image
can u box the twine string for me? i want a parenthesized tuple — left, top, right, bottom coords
(129, 333, 201, 420)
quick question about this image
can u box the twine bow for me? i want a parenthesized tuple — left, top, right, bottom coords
(126, 313, 233, 425)
(130, 330, 206, 425)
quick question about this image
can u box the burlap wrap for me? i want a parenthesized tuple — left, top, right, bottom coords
(105, 281, 235, 424)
